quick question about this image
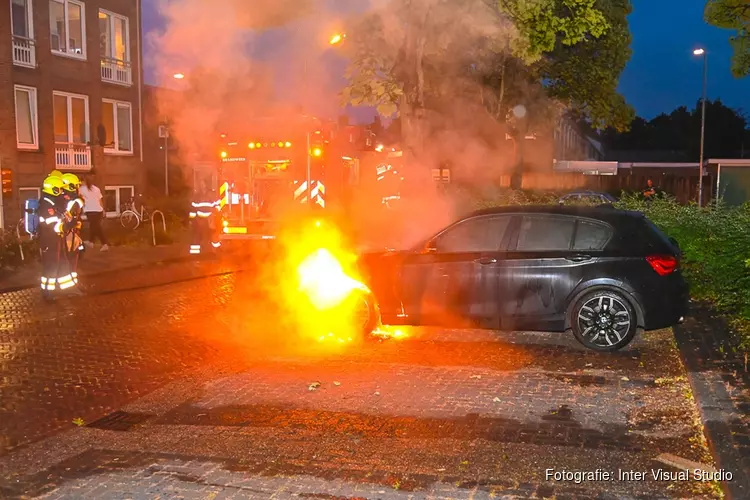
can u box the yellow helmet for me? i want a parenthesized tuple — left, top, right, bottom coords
(61, 173, 80, 191)
(42, 175, 65, 196)
(49, 170, 63, 178)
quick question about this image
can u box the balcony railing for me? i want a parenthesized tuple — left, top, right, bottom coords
(55, 143, 91, 171)
(101, 57, 132, 86)
(12, 35, 36, 68)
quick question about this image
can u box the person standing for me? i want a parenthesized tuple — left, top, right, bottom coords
(38, 176, 80, 300)
(78, 174, 109, 251)
(61, 173, 85, 284)
(643, 178, 657, 202)
(188, 186, 221, 256)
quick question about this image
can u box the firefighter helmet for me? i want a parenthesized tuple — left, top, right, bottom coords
(61, 173, 81, 191)
(49, 170, 63, 178)
(42, 176, 65, 196)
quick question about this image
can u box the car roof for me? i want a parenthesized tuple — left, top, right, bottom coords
(465, 205, 643, 222)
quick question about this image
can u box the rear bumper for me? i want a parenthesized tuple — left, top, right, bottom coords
(640, 276, 689, 330)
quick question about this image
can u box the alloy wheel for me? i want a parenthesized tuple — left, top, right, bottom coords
(576, 295, 633, 349)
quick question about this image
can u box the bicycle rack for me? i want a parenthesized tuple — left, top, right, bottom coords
(151, 210, 167, 246)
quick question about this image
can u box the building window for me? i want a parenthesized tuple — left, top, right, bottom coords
(104, 185, 133, 218)
(14, 85, 38, 149)
(99, 10, 131, 85)
(53, 91, 89, 145)
(18, 187, 40, 210)
(11, 0, 36, 67)
(49, 0, 86, 59)
(101, 100, 133, 153)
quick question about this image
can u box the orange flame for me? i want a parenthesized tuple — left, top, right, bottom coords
(297, 248, 369, 311)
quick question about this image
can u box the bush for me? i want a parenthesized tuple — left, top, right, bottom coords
(0, 229, 38, 270)
(616, 193, 750, 347)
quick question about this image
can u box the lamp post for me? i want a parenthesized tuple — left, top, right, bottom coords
(302, 33, 346, 205)
(693, 48, 707, 206)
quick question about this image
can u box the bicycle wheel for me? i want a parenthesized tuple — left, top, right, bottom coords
(120, 210, 140, 230)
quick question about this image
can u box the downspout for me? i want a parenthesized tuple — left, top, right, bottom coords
(136, 0, 144, 166)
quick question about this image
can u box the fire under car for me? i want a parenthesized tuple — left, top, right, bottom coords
(356, 205, 688, 352)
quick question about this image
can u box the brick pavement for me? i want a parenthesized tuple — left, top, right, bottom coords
(0, 261, 727, 500)
(673, 305, 750, 499)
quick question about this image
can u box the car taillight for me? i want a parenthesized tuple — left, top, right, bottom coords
(646, 255, 678, 276)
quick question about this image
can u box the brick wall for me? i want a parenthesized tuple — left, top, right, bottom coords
(0, 0, 144, 225)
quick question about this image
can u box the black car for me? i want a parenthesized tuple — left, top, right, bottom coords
(558, 191, 617, 206)
(359, 205, 688, 352)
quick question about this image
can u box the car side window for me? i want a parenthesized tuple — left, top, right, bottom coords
(517, 215, 576, 251)
(573, 220, 613, 250)
(435, 216, 511, 253)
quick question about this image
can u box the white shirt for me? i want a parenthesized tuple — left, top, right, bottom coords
(79, 185, 104, 212)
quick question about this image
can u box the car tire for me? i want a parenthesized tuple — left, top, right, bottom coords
(569, 289, 638, 352)
(345, 289, 381, 338)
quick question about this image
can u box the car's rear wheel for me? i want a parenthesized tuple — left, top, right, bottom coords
(570, 290, 638, 352)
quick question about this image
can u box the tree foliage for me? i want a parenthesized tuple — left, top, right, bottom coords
(602, 99, 749, 158)
(340, 0, 633, 131)
(705, 0, 750, 78)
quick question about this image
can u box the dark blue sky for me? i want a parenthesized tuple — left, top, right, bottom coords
(142, 0, 749, 123)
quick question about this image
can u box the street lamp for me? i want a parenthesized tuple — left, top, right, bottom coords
(329, 33, 346, 45)
(693, 48, 707, 206)
(173, 73, 185, 79)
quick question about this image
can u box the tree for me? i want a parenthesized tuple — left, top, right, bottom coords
(340, 0, 633, 180)
(705, 0, 750, 78)
(602, 99, 748, 158)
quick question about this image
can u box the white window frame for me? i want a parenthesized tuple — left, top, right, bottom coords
(99, 9, 130, 63)
(11, 0, 34, 39)
(102, 99, 134, 154)
(52, 90, 90, 144)
(49, 0, 87, 60)
(14, 85, 38, 150)
(104, 185, 134, 218)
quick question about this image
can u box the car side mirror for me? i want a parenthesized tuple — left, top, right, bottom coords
(424, 239, 437, 253)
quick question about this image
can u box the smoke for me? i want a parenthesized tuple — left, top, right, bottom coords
(147, 0, 562, 250)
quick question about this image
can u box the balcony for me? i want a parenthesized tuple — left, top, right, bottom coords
(55, 144, 91, 171)
(101, 58, 132, 86)
(12, 35, 36, 68)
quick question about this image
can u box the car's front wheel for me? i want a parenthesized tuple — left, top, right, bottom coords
(347, 289, 381, 337)
(570, 289, 638, 352)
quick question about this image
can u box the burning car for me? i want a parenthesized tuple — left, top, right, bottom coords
(356, 205, 688, 352)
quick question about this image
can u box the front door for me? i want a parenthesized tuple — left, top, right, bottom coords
(398, 214, 512, 328)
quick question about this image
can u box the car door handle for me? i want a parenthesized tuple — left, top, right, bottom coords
(566, 255, 592, 262)
(475, 257, 497, 265)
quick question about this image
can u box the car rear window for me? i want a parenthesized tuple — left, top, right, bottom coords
(573, 220, 612, 250)
(517, 215, 576, 251)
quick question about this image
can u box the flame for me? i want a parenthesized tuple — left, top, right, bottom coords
(297, 248, 369, 311)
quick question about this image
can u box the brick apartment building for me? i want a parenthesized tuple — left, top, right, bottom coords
(0, 0, 144, 228)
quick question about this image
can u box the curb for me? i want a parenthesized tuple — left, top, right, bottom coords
(0, 254, 193, 295)
(673, 308, 750, 500)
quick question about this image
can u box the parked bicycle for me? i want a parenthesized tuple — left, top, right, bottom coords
(119, 194, 153, 230)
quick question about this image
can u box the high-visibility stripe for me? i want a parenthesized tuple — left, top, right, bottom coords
(189, 212, 197, 219)
(294, 182, 307, 199)
(40, 216, 61, 224)
(219, 182, 228, 210)
(196, 211, 213, 217)
(192, 201, 215, 208)
(66, 198, 84, 212)
(211, 241, 221, 248)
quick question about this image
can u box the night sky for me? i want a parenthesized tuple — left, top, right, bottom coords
(141, 0, 749, 124)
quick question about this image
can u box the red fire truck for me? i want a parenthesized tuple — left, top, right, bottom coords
(215, 115, 357, 240)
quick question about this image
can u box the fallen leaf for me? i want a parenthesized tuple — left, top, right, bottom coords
(374, 391, 380, 396)
(72, 418, 85, 426)
(621, 376, 630, 381)
(333, 381, 341, 386)
(493, 397, 501, 403)
(308, 382, 321, 391)
(470, 375, 482, 379)
(585, 363, 593, 367)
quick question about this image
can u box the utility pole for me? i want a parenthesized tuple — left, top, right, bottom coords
(694, 48, 708, 207)
(159, 124, 169, 195)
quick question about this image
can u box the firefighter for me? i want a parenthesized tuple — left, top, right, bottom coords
(189, 187, 221, 256)
(38, 176, 80, 300)
(61, 173, 85, 284)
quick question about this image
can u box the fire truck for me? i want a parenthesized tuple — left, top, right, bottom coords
(215, 115, 357, 240)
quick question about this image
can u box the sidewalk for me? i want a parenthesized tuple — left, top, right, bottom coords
(0, 240, 192, 293)
(673, 305, 750, 499)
